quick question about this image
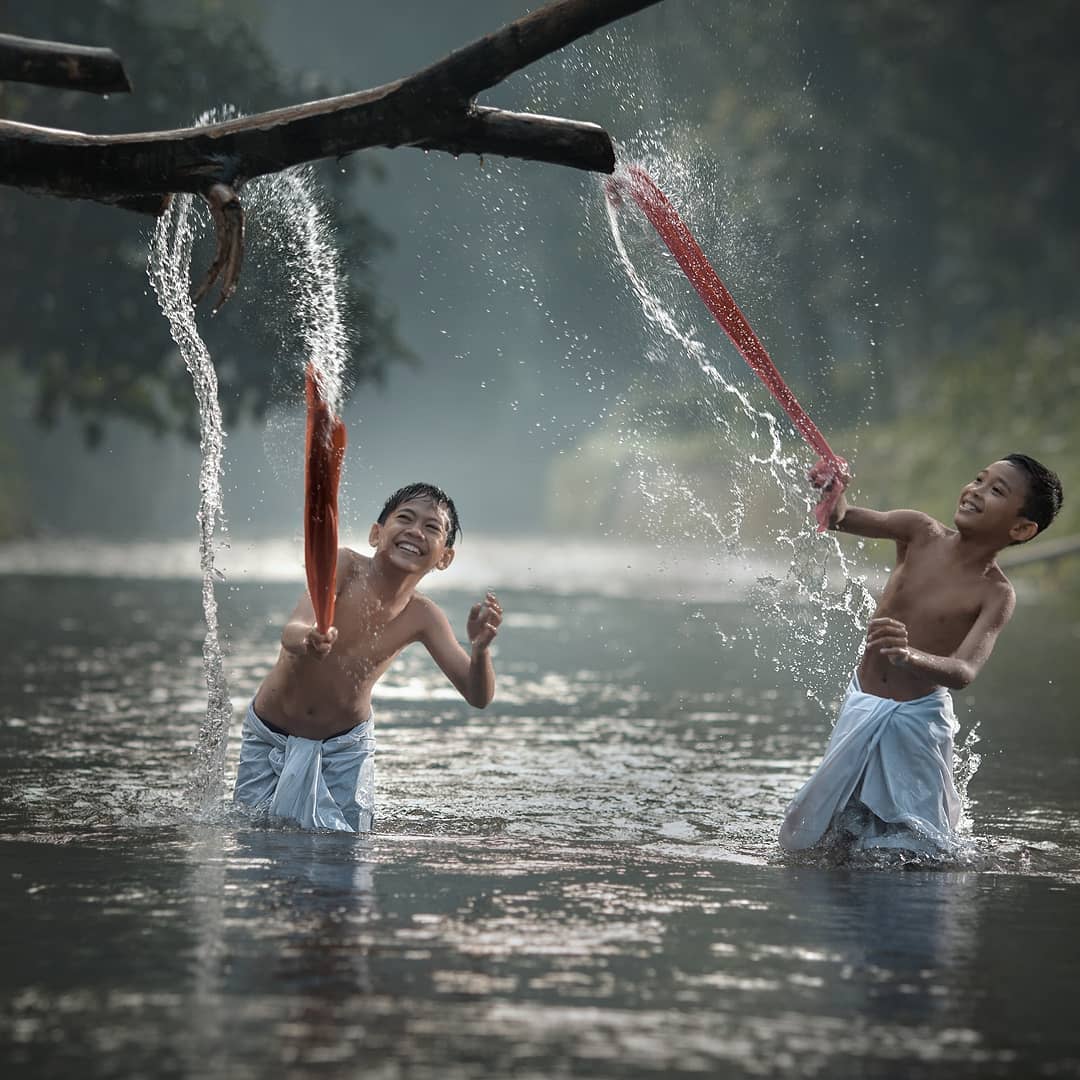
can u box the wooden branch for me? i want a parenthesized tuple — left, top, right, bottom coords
(0, 104, 617, 205)
(0, 32, 132, 95)
(0, 0, 658, 204)
(416, 106, 615, 173)
(0, 0, 661, 305)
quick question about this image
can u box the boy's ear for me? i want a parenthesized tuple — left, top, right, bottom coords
(368, 523, 380, 548)
(435, 547, 456, 572)
(1009, 517, 1039, 545)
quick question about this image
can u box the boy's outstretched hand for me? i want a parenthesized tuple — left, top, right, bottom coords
(866, 617, 911, 667)
(467, 592, 503, 650)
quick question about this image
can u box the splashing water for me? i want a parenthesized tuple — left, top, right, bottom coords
(148, 192, 231, 814)
(147, 108, 349, 813)
(247, 169, 350, 412)
(603, 158, 876, 710)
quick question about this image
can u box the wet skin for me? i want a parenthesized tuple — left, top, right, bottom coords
(825, 460, 1037, 701)
(254, 498, 502, 739)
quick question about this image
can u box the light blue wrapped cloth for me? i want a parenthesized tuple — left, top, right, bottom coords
(233, 701, 375, 832)
(779, 674, 961, 853)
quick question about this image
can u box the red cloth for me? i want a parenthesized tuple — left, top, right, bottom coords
(304, 363, 347, 633)
(613, 166, 849, 531)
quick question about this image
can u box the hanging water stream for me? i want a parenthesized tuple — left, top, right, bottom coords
(147, 148, 348, 813)
(148, 192, 231, 814)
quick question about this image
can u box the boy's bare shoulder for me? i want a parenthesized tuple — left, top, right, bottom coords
(406, 591, 453, 635)
(408, 589, 446, 618)
(891, 509, 949, 543)
(915, 511, 951, 536)
(338, 546, 368, 572)
(987, 563, 1016, 599)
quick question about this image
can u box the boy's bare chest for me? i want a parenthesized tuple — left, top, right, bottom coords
(883, 548, 986, 629)
(332, 591, 421, 666)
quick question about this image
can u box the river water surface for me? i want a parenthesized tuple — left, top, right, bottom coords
(1, 539, 1078, 1078)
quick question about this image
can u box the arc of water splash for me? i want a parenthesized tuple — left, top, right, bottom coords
(603, 190, 788, 470)
(256, 169, 349, 414)
(145, 163, 351, 816)
(608, 164, 849, 532)
(602, 160, 878, 712)
(148, 193, 232, 814)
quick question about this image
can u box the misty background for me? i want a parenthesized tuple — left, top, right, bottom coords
(2, 0, 1077, 553)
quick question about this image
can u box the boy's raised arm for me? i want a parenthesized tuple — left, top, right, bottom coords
(810, 461, 931, 543)
(833, 503, 934, 543)
(420, 592, 502, 709)
(281, 548, 350, 658)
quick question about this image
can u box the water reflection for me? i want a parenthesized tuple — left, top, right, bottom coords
(790, 868, 979, 1025)
(1, 574, 1078, 1077)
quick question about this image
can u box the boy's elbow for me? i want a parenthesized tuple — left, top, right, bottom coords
(951, 662, 978, 690)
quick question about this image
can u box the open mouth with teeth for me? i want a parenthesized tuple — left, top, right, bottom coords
(958, 499, 980, 513)
(396, 541, 424, 556)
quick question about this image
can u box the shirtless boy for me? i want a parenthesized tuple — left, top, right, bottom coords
(780, 453, 1063, 854)
(234, 482, 503, 832)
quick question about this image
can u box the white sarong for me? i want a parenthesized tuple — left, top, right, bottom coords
(233, 702, 375, 832)
(779, 675, 961, 853)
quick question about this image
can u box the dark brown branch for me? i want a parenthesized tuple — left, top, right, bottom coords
(191, 184, 244, 311)
(0, 0, 661, 307)
(0, 32, 132, 95)
(0, 103, 617, 207)
(0, 0, 658, 207)
(416, 107, 616, 174)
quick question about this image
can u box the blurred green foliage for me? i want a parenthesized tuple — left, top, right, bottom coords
(0, 0, 405, 447)
(549, 0, 1079, 576)
(838, 323, 1078, 535)
(640, 0, 1080, 417)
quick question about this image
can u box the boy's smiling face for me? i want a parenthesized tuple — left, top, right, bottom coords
(369, 496, 455, 574)
(954, 460, 1038, 544)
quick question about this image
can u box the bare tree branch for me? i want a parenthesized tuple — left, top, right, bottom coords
(0, 32, 132, 95)
(0, 0, 661, 305)
(1, 0, 657, 202)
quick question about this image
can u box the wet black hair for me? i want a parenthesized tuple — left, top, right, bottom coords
(1004, 453, 1063, 536)
(377, 482, 461, 547)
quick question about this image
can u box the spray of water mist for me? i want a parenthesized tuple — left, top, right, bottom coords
(601, 154, 986, 854)
(602, 157, 878, 708)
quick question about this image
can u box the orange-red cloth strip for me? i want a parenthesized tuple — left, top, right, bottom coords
(615, 166, 849, 531)
(304, 363, 347, 634)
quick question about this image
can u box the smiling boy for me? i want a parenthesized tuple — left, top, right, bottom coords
(234, 482, 502, 832)
(780, 453, 1063, 855)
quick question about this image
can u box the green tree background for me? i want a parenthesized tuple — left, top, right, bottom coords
(0, 1, 404, 479)
(1, 0, 1077, 546)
